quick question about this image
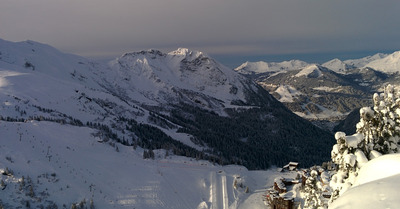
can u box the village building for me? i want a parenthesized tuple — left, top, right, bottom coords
(264, 162, 332, 209)
(278, 162, 299, 172)
(265, 175, 300, 209)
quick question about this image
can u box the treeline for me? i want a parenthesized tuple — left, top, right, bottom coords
(165, 99, 334, 169)
(119, 117, 220, 162)
(0, 115, 83, 127)
(2, 94, 334, 170)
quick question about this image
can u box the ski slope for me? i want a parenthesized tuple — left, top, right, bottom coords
(0, 120, 283, 208)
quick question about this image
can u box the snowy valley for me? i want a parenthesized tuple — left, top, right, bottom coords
(1, 38, 400, 209)
(0, 39, 332, 208)
(0, 120, 289, 209)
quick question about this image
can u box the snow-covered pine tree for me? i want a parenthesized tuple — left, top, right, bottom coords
(329, 132, 363, 202)
(303, 169, 325, 209)
(356, 84, 400, 155)
(329, 84, 400, 204)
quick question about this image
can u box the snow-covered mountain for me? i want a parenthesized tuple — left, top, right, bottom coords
(107, 48, 250, 113)
(322, 58, 355, 74)
(0, 38, 336, 208)
(294, 64, 326, 78)
(321, 51, 400, 74)
(235, 51, 400, 132)
(343, 53, 388, 68)
(0, 38, 333, 168)
(365, 51, 400, 73)
(0, 39, 126, 124)
(321, 52, 400, 74)
(234, 60, 309, 75)
(235, 51, 400, 76)
(253, 65, 372, 121)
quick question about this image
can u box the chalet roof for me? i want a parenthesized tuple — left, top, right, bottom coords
(279, 192, 294, 200)
(274, 177, 286, 190)
(282, 162, 299, 171)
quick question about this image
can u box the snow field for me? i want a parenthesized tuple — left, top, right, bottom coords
(329, 154, 400, 209)
(0, 120, 286, 209)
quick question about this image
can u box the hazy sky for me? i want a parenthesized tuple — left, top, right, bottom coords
(1, 0, 400, 67)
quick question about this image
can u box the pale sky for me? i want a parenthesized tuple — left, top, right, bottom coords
(1, 0, 400, 67)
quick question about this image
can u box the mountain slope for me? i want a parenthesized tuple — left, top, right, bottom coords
(365, 51, 400, 73)
(322, 58, 355, 74)
(0, 39, 334, 171)
(0, 120, 279, 209)
(343, 53, 388, 68)
(234, 60, 309, 75)
(253, 64, 372, 120)
(107, 48, 249, 113)
(236, 51, 400, 132)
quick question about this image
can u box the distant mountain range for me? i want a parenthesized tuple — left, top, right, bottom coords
(236, 51, 400, 74)
(234, 51, 400, 131)
(0, 39, 333, 171)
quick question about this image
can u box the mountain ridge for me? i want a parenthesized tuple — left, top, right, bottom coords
(0, 38, 334, 170)
(234, 59, 310, 75)
(235, 50, 400, 132)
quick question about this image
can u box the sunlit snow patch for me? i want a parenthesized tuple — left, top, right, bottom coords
(275, 85, 301, 103)
(330, 154, 400, 209)
(295, 64, 323, 78)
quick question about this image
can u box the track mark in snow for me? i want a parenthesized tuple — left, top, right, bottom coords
(221, 174, 228, 209)
(210, 172, 218, 209)
(209, 171, 229, 209)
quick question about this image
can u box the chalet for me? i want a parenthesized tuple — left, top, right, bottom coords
(273, 177, 287, 193)
(266, 166, 333, 209)
(280, 162, 299, 172)
(265, 189, 295, 209)
(265, 176, 301, 209)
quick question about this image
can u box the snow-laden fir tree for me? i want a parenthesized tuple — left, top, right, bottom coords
(303, 169, 325, 209)
(329, 132, 364, 202)
(357, 84, 400, 155)
(329, 84, 400, 203)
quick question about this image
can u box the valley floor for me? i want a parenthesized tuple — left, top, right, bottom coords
(0, 120, 285, 209)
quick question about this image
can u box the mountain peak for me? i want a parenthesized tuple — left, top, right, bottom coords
(121, 49, 165, 58)
(295, 64, 324, 78)
(390, 51, 400, 58)
(365, 51, 400, 73)
(322, 58, 354, 73)
(343, 53, 389, 68)
(234, 60, 309, 75)
(168, 48, 205, 59)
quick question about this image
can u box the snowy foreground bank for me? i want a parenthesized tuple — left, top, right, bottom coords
(0, 120, 285, 209)
(330, 154, 400, 209)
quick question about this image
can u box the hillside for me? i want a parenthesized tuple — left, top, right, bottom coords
(235, 60, 309, 75)
(0, 38, 334, 171)
(252, 65, 373, 120)
(365, 51, 400, 73)
(0, 120, 289, 209)
(235, 51, 400, 132)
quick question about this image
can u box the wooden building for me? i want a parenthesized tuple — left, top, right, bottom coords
(265, 190, 294, 209)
